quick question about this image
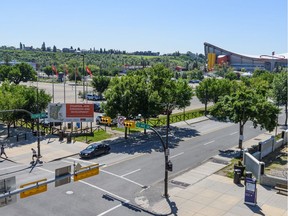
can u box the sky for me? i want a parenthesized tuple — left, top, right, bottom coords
(1, 0, 287, 55)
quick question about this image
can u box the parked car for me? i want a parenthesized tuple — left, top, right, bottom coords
(94, 102, 104, 113)
(95, 114, 117, 126)
(79, 143, 110, 159)
(86, 93, 100, 101)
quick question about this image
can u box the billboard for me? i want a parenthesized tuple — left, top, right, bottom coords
(48, 103, 94, 122)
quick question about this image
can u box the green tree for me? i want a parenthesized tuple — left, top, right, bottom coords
(211, 86, 279, 149)
(196, 78, 237, 115)
(53, 45, 57, 52)
(225, 71, 238, 80)
(41, 42, 46, 51)
(91, 76, 110, 98)
(272, 71, 288, 126)
(13, 63, 37, 84)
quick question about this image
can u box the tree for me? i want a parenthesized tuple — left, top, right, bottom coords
(20, 42, 23, 50)
(53, 45, 57, 52)
(272, 71, 288, 126)
(91, 76, 110, 98)
(196, 78, 237, 115)
(41, 42, 46, 51)
(0, 81, 51, 136)
(225, 71, 238, 80)
(12, 63, 36, 84)
(211, 86, 279, 149)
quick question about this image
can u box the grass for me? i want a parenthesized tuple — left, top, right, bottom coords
(216, 158, 242, 178)
(74, 130, 112, 144)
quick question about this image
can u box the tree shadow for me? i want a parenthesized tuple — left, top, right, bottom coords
(99, 126, 201, 155)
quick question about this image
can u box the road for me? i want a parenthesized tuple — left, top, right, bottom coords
(1, 111, 286, 215)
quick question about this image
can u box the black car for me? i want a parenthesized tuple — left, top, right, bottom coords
(79, 143, 110, 159)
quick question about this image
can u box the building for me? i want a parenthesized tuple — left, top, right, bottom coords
(204, 42, 287, 72)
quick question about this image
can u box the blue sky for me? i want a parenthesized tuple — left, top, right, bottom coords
(1, 0, 287, 55)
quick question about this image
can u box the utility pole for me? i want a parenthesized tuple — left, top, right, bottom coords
(81, 54, 85, 101)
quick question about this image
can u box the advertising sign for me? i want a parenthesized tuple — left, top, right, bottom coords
(244, 177, 257, 206)
(48, 103, 94, 122)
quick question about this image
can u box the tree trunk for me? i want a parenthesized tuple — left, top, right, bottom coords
(238, 123, 244, 149)
(204, 101, 207, 116)
(144, 117, 147, 134)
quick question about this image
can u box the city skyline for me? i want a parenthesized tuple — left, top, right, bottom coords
(1, 0, 287, 55)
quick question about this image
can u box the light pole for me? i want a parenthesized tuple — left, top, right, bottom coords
(36, 76, 43, 164)
(81, 54, 85, 101)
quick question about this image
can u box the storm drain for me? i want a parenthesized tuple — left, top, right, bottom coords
(170, 180, 190, 188)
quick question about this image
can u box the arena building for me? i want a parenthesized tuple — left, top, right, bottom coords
(204, 42, 287, 72)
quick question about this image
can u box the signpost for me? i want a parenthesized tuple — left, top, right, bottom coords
(136, 122, 151, 129)
(31, 113, 47, 119)
(55, 166, 71, 187)
(0, 177, 16, 207)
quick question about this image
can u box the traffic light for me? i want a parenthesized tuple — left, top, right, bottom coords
(124, 120, 135, 128)
(166, 160, 173, 172)
(101, 116, 111, 124)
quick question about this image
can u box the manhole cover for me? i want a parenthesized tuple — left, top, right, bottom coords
(170, 180, 190, 188)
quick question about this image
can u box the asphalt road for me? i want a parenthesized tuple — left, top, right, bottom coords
(1, 112, 286, 216)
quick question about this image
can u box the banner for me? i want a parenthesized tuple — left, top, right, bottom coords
(48, 103, 94, 122)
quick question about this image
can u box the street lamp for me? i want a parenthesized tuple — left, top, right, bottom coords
(81, 54, 85, 101)
(36, 75, 43, 164)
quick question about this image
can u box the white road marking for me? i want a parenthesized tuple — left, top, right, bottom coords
(62, 159, 145, 188)
(36, 166, 130, 203)
(0, 164, 26, 171)
(97, 204, 124, 216)
(170, 152, 184, 159)
(203, 140, 215, 146)
(229, 132, 238, 135)
(121, 169, 141, 177)
(102, 170, 145, 188)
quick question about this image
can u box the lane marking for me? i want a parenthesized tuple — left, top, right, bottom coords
(203, 140, 215, 146)
(121, 169, 141, 177)
(229, 132, 238, 135)
(170, 152, 184, 159)
(62, 159, 145, 188)
(97, 204, 123, 216)
(36, 166, 130, 204)
(102, 170, 145, 188)
(0, 164, 26, 171)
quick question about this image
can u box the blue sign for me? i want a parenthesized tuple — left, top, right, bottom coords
(244, 177, 257, 206)
(76, 123, 80, 128)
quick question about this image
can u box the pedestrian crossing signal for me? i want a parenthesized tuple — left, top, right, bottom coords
(124, 120, 135, 128)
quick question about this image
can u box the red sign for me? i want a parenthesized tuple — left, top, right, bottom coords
(66, 104, 94, 118)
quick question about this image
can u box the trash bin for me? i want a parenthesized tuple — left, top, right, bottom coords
(67, 133, 72, 144)
(59, 131, 64, 141)
(245, 171, 253, 185)
(234, 169, 241, 184)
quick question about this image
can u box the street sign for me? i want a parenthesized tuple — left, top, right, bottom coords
(74, 164, 99, 182)
(136, 122, 151, 129)
(55, 165, 71, 187)
(31, 113, 47, 119)
(20, 178, 47, 199)
(0, 176, 16, 207)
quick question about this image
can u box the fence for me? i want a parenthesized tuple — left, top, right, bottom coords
(259, 129, 288, 160)
(147, 110, 205, 127)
